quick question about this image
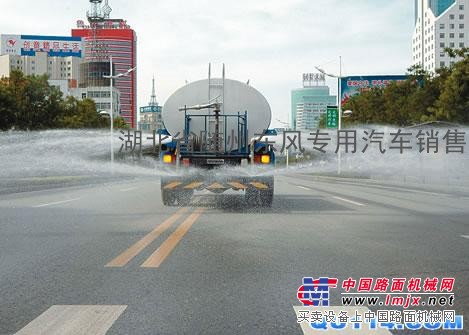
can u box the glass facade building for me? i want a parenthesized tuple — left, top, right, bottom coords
(291, 86, 336, 130)
(429, 0, 456, 16)
(416, 0, 456, 23)
(139, 105, 163, 132)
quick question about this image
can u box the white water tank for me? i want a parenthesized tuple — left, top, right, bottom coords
(162, 78, 271, 139)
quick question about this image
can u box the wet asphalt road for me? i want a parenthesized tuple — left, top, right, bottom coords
(0, 174, 468, 334)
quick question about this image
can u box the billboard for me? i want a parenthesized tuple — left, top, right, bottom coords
(140, 106, 162, 113)
(340, 75, 407, 105)
(1, 35, 82, 58)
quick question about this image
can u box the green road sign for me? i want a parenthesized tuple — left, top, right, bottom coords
(326, 106, 338, 129)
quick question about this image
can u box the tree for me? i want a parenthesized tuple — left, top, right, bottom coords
(0, 77, 14, 130)
(1, 70, 65, 130)
(344, 87, 386, 125)
(57, 97, 108, 129)
(113, 116, 129, 129)
(343, 50, 469, 126)
(432, 48, 469, 123)
(8, 70, 29, 129)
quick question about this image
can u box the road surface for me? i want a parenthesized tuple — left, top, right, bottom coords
(0, 174, 468, 334)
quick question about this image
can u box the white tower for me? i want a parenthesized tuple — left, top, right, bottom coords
(149, 76, 158, 106)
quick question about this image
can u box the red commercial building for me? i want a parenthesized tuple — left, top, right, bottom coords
(72, 19, 137, 127)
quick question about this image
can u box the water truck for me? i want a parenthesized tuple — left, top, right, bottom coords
(159, 65, 275, 207)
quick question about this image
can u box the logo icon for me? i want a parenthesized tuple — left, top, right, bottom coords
(6, 39, 16, 48)
(297, 277, 338, 306)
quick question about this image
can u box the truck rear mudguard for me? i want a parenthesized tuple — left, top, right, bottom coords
(161, 175, 274, 207)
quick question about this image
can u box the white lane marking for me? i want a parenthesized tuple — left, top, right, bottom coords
(293, 306, 392, 334)
(33, 198, 81, 208)
(412, 190, 445, 196)
(297, 186, 311, 191)
(329, 180, 449, 197)
(461, 235, 469, 240)
(15, 305, 127, 335)
(120, 187, 138, 192)
(332, 196, 365, 207)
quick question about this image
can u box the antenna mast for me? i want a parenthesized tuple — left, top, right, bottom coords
(86, 0, 107, 62)
(149, 76, 158, 106)
(102, 0, 112, 19)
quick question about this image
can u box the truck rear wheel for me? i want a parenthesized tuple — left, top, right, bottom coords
(162, 189, 176, 206)
(259, 189, 273, 207)
(245, 176, 274, 207)
(245, 187, 273, 207)
(176, 190, 193, 206)
(245, 188, 259, 207)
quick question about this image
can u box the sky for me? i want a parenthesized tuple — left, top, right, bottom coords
(0, 0, 414, 127)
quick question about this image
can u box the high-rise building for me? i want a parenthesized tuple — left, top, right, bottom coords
(72, 3, 137, 128)
(0, 33, 121, 115)
(412, 0, 469, 72)
(0, 52, 82, 82)
(0, 35, 83, 95)
(291, 73, 336, 130)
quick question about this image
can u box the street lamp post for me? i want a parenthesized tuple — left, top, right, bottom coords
(109, 56, 114, 165)
(276, 118, 291, 169)
(315, 56, 343, 130)
(103, 56, 136, 167)
(338, 56, 342, 131)
(315, 56, 343, 175)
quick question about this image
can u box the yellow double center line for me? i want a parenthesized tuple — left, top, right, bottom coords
(106, 207, 205, 268)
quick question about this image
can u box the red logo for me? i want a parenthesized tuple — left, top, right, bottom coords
(6, 39, 16, 47)
(298, 277, 338, 306)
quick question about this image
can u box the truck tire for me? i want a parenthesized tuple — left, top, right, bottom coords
(261, 177, 274, 207)
(245, 179, 274, 208)
(176, 190, 193, 206)
(245, 187, 259, 207)
(259, 189, 273, 207)
(162, 189, 176, 206)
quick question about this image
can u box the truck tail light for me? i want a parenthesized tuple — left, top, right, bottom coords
(261, 155, 270, 164)
(163, 154, 174, 164)
(254, 154, 271, 164)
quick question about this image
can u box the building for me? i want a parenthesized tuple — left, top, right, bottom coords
(291, 73, 336, 130)
(412, 0, 469, 72)
(139, 77, 163, 132)
(0, 32, 120, 116)
(274, 127, 287, 134)
(0, 35, 83, 95)
(70, 87, 120, 115)
(48, 79, 72, 96)
(72, 18, 137, 128)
